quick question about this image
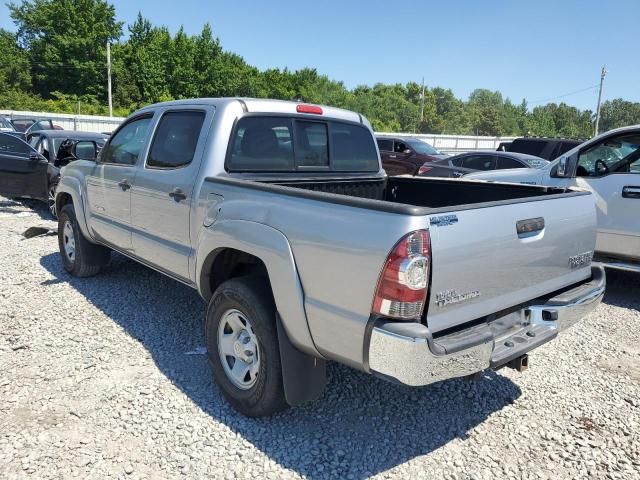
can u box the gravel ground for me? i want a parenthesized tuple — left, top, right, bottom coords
(0, 197, 639, 480)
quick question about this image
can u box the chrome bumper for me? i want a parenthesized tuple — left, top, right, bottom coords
(367, 266, 605, 387)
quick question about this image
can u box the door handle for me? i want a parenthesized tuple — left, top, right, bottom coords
(169, 187, 187, 201)
(389, 155, 397, 159)
(117, 179, 131, 191)
(622, 186, 640, 199)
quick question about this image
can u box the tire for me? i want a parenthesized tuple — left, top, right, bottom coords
(47, 180, 59, 219)
(58, 203, 110, 277)
(205, 276, 288, 417)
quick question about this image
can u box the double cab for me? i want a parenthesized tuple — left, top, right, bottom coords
(56, 99, 605, 416)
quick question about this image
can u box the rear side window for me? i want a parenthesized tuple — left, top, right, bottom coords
(0, 134, 31, 156)
(227, 116, 378, 172)
(147, 111, 205, 168)
(461, 155, 495, 170)
(377, 139, 393, 151)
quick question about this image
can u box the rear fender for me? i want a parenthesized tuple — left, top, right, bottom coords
(196, 219, 319, 358)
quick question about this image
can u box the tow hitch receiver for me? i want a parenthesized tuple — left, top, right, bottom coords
(506, 354, 529, 372)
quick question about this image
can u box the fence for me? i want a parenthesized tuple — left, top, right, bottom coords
(0, 109, 124, 134)
(0, 110, 516, 153)
(376, 132, 516, 154)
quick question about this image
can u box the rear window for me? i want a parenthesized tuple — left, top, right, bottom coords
(227, 116, 378, 172)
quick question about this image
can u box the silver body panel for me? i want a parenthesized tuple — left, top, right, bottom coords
(57, 97, 601, 373)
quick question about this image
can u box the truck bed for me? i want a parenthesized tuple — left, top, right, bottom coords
(252, 175, 579, 213)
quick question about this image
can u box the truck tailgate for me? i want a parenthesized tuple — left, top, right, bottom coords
(426, 192, 596, 333)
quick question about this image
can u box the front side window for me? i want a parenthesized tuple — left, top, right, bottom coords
(577, 134, 640, 177)
(0, 134, 31, 156)
(406, 139, 440, 155)
(394, 140, 409, 153)
(102, 116, 152, 165)
(147, 111, 205, 168)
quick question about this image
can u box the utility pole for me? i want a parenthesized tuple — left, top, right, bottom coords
(594, 65, 607, 136)
(420, 76, 425, 124)
(107, 41, 113, 117)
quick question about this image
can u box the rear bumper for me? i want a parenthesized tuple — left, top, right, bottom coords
(367, 265, 605, 387)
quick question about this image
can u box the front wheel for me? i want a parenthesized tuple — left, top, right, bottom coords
(47, 180, 58, 218)
(205, 276, 288, 417)
(58, 204, 110, 277)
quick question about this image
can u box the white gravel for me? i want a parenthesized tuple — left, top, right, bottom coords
(1, 197, 639, 480)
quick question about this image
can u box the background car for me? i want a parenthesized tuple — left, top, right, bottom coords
(27, 130, 108, 167)
(376, 135, 449, 176)
(502, 137, 582, 160)
(0, 131, 102, 217)
(417, 151, 549, 178)
(10, 118, 63, 140)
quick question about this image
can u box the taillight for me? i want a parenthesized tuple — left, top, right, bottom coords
(418, 165, 433, 175)
(296, 104, 323, 115)
(372, 230, 431, 320)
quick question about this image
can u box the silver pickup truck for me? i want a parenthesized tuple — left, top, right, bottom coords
(55, 98, 605, 417)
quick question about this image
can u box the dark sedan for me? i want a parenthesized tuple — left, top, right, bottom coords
(0, 131, 105, 217)
(376, 135, 449, 176)
(27, 130, 108, 167)
(417, 151, 549, 178)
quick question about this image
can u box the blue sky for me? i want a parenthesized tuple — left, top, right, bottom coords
(2, 0, 637, 111)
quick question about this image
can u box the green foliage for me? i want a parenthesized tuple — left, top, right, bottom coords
(3, 0, 640, 138)
(8, 0, 122, 98)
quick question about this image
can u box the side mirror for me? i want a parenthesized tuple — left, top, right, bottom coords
(555, 157, 569, 177)
(73, 141, 98, 161)
(403, 149, 413, 155)
(29, 151, 42, 161)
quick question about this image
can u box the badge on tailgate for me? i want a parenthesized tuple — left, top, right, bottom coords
(568, 251, 593, 269)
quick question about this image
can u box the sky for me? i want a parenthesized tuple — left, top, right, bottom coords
(1, 0, 637, 111)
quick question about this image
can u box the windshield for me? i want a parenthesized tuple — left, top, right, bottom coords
(406, 139, 441, 155)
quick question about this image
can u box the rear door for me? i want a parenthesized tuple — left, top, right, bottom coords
(130, 108, 210, 281)
(572, 132, 640, 258)
(86, 114, 154, 250)
(426, 191, 596, 333)
(0, 133, 48, 200)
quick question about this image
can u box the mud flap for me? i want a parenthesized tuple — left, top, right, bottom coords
(276, 314, 327, 406)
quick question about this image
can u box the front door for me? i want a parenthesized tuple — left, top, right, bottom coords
(0, 133, 48, 201)
(86, 115, 154, 250)
(573, 131, 640, 259)
(130, 109, 209, 281)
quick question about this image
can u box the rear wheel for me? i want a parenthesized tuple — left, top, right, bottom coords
(205, 276, 287, 417)
(58, 204, 110, 277)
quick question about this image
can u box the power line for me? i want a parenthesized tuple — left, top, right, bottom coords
(528, 85, 600, 105)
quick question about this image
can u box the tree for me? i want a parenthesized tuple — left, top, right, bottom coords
(599, 99, 640, 132)
(9, 0, 123, 99)
(0, 28, 31, 91)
